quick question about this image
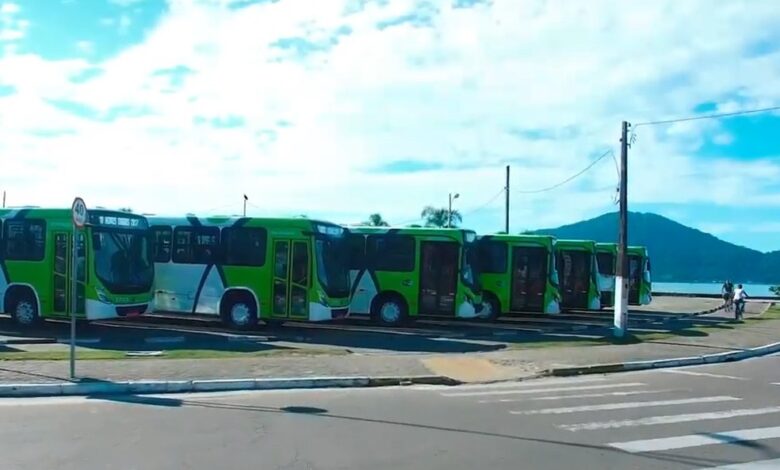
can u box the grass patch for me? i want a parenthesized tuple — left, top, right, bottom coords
(510, 303, 780, 350)
(0, 348, 348, 361)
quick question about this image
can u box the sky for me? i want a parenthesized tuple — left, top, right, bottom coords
(1, 0, 779, 252)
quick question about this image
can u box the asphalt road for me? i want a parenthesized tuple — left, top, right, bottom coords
(2, 354, 779, 470)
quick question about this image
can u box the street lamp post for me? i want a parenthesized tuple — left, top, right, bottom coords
(448, 192, 459, 228)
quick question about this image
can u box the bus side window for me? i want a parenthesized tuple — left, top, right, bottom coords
(222, 227, 266, 266)
(172, 227, 220, 264)
(477, 240, 507, 274)
(367, 235, 414, 272)
(150, 226, 172, 263)
(3, 219, 46, 261)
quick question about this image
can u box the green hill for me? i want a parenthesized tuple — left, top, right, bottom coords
(533, 212, 779, 284)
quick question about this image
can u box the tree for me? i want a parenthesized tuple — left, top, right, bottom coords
(363, 213, 389, 227)
(771, 285, 780, 297)
(118, 207, 133, 213)
(421, 206, 462, 228)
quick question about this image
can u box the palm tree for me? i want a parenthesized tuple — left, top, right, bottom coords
(363, 213, 389, 227)
(421, 206, 462, 228)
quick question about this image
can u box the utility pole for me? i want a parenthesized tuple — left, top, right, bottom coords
(505, 165, 510, 233)
(614, 121, 629, 338)
(243, 194, 248, 217)
(2, 190, 5, 208)
(447, 192, 459, 228)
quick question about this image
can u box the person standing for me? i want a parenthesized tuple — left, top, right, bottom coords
(721, 280, 734, 311)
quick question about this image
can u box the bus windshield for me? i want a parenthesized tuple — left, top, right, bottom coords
(461, 243, 481, 293)
(315, 236, 351, 298)
(93, 228, 154, 295)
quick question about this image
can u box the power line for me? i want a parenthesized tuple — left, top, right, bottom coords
(633, 105, 780, 128)
(513, 149, 613, 194)
(460, 188, 506, 217)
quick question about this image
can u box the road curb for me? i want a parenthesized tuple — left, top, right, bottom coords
(0, 375, 460, 398)
(0, 337, 58, 345)
(547, 340, 780, 377)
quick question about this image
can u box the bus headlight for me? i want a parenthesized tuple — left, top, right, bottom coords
(95, 287, 111, 304)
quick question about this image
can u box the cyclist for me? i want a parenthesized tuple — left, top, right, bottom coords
(721, 280, 734, 311)
(733, 284, 748, 320)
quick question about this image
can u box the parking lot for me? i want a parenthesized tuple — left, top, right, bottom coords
(0, 296, 736, 356)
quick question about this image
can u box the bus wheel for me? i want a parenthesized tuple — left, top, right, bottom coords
(480, 295, 500, 322)
(222, 293, 257, 330)
(11, 294, 40, 327)
(372, 295, 407, 327)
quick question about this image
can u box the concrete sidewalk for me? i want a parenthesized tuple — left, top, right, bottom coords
(0, 302, 776, 389)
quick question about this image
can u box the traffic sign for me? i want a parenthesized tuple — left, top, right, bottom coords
(71, 197, 87, 228)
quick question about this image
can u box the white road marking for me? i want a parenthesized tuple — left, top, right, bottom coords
(699, 458, 780, 469)
(563, 405, 780, 431)
(438, 376, 608, 393)
(610, 426, 780, 453)
(512, 396, 739, 415)
(660, 369, 748, 381)
(517, 388, 678, 402)
(528, 388, 680, 401)
(442, 382, 642, 398)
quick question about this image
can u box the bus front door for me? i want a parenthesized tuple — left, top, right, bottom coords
(272, 239, 310, 320)
(628, 255, 641, 304)
(557, 250, 589, 309)
(52, 232, 86, 317)
(510, 247, 547, 312)
(418, 241, 458, 316)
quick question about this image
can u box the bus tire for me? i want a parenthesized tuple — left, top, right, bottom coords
(480, 293, 501, 321)
(371, 294, 408, 327)
(221, 292, 258, 330)
(8, 289, 40, 327)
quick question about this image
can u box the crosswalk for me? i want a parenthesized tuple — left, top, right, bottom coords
(433, 374, 780, 469)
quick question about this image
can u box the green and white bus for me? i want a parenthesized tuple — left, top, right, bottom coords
(554, 239, 601, 311)
(476, 234, 561, 318)
(594, 243, 652, 307)
(346, 227, 483, 326)
(147, 216, 351, 328)
(628, 246, 652, 305)
(595, 242, 618, 308)
(0, 207, 154, 326)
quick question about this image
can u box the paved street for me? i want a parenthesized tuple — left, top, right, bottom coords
(2, 354, 779, 470)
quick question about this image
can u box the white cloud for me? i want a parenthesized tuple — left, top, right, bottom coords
(1, 0, 779, 235)
(0, 2, 26, 41)
(0, 2, 19, 14)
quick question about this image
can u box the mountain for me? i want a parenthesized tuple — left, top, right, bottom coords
(532, 212, 780, 284)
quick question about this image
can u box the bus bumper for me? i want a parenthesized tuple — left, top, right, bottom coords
(544, 299, 561, 314)
(85, 300, 150, 320)
(308, 302, 350, 322)
(456, 300, 480, 319)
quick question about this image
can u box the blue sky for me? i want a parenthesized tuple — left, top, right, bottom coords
(1, 0, 779, 251)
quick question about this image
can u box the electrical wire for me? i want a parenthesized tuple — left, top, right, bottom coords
(633, 105, 780, 128)
(513, 149, 613, 194)
(460, 188, 506, 217)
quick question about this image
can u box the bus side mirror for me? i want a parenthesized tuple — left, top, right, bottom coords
(92, 233, 102, 250)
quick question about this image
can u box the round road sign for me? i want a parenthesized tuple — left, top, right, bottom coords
(72, 197, 88, 228)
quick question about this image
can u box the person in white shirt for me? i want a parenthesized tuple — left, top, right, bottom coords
(733, 284, 748, 320)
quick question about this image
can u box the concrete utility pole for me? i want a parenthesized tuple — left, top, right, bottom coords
(614, 121, 630, 337)
(243, 194, 248, 217)
(505, 165, 510, 233)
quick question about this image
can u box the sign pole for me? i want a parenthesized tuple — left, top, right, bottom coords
(70, 198, 87, 380)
